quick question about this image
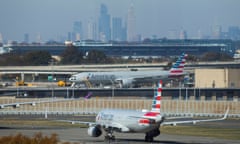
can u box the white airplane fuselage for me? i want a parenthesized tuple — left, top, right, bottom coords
(69, 53, 188, 88)
(70, 70, 169, 87)
(96, 109, 161, 133)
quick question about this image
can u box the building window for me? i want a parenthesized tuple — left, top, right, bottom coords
(216, 92, 223, 101)
(195, 88, 201, 100)
(227, 92, 234, 101)
(205, 92, 212, 101)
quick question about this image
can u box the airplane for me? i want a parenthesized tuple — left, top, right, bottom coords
(62, 80, 229, 142)
(69, 53, 188, 88)
(0, 45, 13, 55)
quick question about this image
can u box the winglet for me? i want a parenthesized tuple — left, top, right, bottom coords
(222, 107, 229, 120)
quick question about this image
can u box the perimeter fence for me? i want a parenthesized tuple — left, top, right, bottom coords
(0, 98, 239, 117)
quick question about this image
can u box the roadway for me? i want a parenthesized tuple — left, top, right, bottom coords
(1, 61, 240, 74)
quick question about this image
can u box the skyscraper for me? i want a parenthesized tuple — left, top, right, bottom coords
(98, 4, 111, 41)
(24, 33, 29, 43)
(228, 26, 240, 40)
(87, 19, 97, 40)
(179, 30, 187, 39)
(0, 33, 3, 44)
(36, 34, 41, 43)
(212, 25, 222, 39)
(127, 4, 136, 41)
(197, 29, 203, 39)
(73, 21, 83, 41)
(112, 17, 126, 41)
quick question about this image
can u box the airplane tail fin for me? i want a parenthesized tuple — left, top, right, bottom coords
(151, 80, 162, 114)
(169, 53, 187, 76)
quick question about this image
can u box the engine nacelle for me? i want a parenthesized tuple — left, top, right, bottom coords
(87, 126, 102, 137)
(31, 102, 36, 106)
(0, 105, 4, 109)
(14, 103, 20, 108)
(118, 79, 133, 88)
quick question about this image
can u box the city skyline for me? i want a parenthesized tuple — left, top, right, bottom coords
(0, 0, 240, 42)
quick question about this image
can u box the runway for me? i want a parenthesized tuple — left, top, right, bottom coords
(0, 121, 240, 144)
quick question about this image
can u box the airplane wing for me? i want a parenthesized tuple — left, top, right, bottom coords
(58, 119, 131, 132)
(161, 108, 229, 126)
(56, 120, 96, 126)
(0, 98, 78, 109)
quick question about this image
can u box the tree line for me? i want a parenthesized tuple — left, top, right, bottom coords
(0, 46, 234, 66)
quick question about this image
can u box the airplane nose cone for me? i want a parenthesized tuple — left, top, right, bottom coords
(69, 76, 77, 81)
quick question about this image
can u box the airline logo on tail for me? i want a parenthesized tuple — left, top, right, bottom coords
(169, 53, 187, 76)
(151, 80, 162, 114)
(138, 80, 162, 126)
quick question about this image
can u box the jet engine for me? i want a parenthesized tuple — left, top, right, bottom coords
(117, 79, 133, 88)
(87, 126, 102, 137)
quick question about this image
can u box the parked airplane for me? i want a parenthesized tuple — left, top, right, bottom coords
(63, 80, 229, 142)
(69, 53, 188, 88)
(0, 45, 12, 55)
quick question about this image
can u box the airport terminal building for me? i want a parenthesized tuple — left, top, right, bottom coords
(195, 68, 240, 88)
(10, 39, 235, 57)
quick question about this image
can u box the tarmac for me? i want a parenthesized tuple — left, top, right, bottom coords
(0, 115, 240, 144)
(0, 127, 239, 144)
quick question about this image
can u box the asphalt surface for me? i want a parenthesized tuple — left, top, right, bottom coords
(0, 115, 239, 144)
(0, 127, 239, 144)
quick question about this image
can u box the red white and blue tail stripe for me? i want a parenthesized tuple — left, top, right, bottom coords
(138, 80, 163, 125)
(151, 80, 162, 114)
(169, 53, 187, 76)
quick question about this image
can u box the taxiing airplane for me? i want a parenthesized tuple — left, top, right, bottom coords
(69, 53, 188, 88)
(63, 80, 229, 142)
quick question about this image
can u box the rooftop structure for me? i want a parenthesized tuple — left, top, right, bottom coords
(9, 39, 234, 57)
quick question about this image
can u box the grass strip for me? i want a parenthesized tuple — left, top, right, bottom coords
(161, 125, 240, 140)
(0, 119, 87, 128)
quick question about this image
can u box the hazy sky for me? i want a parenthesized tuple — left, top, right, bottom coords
(0, 0, 240, 42)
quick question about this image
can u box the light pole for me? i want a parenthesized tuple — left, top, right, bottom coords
(112, 86, 114, 98)
(51, 59, 54, 99)
(14, 77, 19, 97)
(110, 80, 114, 98)
(48, 59, 55, 99)
(185, 87, 188, 114)
(67, 87, 69, 99)
(72, 86, 75, 98)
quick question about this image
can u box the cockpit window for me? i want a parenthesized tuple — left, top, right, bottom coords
(70, 76, 76, 80)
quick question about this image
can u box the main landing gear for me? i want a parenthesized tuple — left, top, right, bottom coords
(104, 129, 115, 142)
(145, 129, 161, 142)
(145, 133, 154, 142)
